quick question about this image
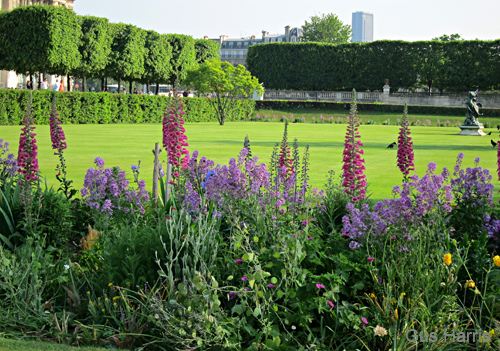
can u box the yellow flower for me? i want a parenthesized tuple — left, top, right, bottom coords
(443, 253, 452, 266)
(89, 301, 93, 305)
(493, 255, 500, 267)
(113, 303, 117, 306)
(87, 291, 90, 294)
(105, 298, 108, 302)
(102, 309, 105, 312)
(98, 303, 101, 306)
(370, 293, 376, 298)
(113, 296, 120, 300)
(108, 283, 113, 287)
(400, 292, 406, 298)
(466, 280, 475, 288)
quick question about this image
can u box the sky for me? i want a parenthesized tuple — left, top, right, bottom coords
(74, 0, 500, 41)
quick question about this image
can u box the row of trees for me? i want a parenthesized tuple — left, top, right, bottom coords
(0, 5, 220, 93)
(246, 39, 500, 93)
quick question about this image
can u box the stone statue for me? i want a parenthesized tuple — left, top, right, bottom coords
(464, 91, 482, 126)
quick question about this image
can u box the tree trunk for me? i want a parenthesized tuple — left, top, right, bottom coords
(129, 80, 133, 94)
(156, 82, 160, 96)
(43, 69, 47, 80)
(38, 72, 41, 89)
(146, 80, 150, 94)
(118, 75, 122, 93)
(67, 75, 71, 92)
(82, 74, 86, 92)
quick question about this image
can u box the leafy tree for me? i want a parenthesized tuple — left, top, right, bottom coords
(166, 34, 196, 87)
(73, 16, 113, 92)
(432, 34, 463, 41)
(194, 39, 221, 64)
(105, 23, 147, 93)
(184, 59, 263, 125)
(0, 5, 81, 78)
(142, 31, 172, 94)
(302, 13, 351, 44)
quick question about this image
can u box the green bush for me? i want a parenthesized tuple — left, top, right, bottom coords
(0, 90, 256, 125)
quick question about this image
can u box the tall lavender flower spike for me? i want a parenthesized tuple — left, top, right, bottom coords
(342, 89, 367, 202)
(397, 103, 414, 181)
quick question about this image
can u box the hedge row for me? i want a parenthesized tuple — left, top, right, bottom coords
(0, 90, 255, 125)
(255, 100, 500, 117)
(246, 40, 500, 93)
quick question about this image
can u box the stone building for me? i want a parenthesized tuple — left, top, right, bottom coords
(0, 0, 76, 89)
(207, 25, 302, 66)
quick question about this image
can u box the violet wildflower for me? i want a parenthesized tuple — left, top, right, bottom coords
(235, 259, 243, 263)
(268, 284, 276, 288)
(229, 292, 237, 300)
(328, 301, 334, 307)
(316, 284, 325, 289)
(397, 103, 415, 181)
(0, 139, 17, 188)
(341, 89, 367, 201)
(367, 257, 375, 262)
(241, 277, 248, 281)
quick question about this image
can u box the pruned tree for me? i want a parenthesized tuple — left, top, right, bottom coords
(166, 34, 196, 87)
(142, 31, 172, 95)
(0, 5, 81, 81)
(184, 59, 264, 126)
(105, 23, 147, 93)
(73, 15, 113, 92)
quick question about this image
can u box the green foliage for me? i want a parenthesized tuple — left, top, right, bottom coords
(105, 23, 147, 86)
(37, 186, 73, 249)
(184, 59, 263, 125)
(73, 15, 113, 91)
(166, 34, 196, 86)
(141, 31, 172, 86)
(0, 5, 82, 75)
(0, 89, 256, 125)
(302, 12, 352, 44)
(194, 38, 221, 64)
(247, 39, 500, 92)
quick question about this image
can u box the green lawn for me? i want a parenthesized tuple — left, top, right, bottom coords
(0, 338, 109, 351)
(1, 121, 500, 203)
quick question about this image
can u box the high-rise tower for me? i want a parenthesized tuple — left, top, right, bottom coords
(352, 11, 373, 42)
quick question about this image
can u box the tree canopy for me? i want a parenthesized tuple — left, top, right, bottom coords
(194, 39, 221, 64)
(301, 13, 352, 44)
(0, 5, 81, 76)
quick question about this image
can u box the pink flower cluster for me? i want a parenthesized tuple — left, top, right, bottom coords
(17, 120, 39, 183)
(49, 108, 67, 154)
(162, 98, 190, 182)
(341, 99, 367, 202)
(397, 104, 415, 179)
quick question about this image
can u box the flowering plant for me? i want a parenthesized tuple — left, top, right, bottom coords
(81, 157, 149, 221)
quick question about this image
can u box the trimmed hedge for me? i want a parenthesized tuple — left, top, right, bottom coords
(0, 90, 255, 125)
(255, 100, 500, 117)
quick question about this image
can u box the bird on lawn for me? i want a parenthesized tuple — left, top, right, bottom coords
(386, 142, 397, 149)
(491, 139, 497, 147)
(487, 131, 492, 136)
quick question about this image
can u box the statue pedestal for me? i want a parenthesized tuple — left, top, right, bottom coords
(458, 124, 486, 136)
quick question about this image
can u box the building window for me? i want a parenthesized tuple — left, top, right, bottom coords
(244, 42, 248, 47)
(278, 38, 282, 42)
(236, 42, 241, 47)
(239, 50, 244, 58)
(265, 38, 269, 43)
